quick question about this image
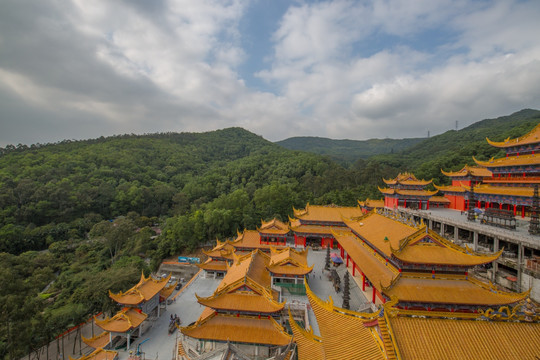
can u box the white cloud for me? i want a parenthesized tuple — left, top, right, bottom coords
(0, 0, 539, 146)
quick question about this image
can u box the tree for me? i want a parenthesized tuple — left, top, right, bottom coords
(342, 271, 350, 310)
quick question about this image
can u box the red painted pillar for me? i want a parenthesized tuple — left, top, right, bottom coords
(404, 199, 407, 208)
(353, 261, 356, 276)
(340, 247, 344, 258)
(499, 203, 502, 209)
(362, 273, 366, 291)
(522, 206, 525, 218)
(427, 201, 430, 210)
(346, 254, 349, 267)
(372, 287, 376, 304)
(303, 237, 306, 247)
(419, 200, 422, 210)
(513, 204, 517, 216)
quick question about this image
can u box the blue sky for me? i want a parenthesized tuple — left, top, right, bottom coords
(1, 0, 540, 146)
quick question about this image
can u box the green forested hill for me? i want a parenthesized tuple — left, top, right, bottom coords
(275, 136, 425, 163)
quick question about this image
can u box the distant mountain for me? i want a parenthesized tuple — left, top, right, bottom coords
(275, 136, 425, 164)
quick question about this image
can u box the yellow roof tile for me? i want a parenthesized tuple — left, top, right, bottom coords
(343, 212, 419, 258)
(358, 199, 385, 208)
(258, 218, 290, 235)
(197, 258, 228, 272)
(379, 188, 438, 196)
(202, 241, 236, 259)
(81, 331, 110, 349)
(293, 203, 363, 222)
(429, 196, 451, 203)
(69, 348, 117, 360)
(288, 310, 325, 360)
(433, 184, 467, 193)
(180, 312, 291, 346)
(441, 165, 492, 178)
(233, 230, 288, 250)
(486, 123, 540, 148)
(159, 283, 176, 299)
(472, 184, 534, 197)
(196, 291, 284, 313)
(305, 282, 386, 360)
(385, 275, 528, 306)
(390, 315, 540, 360)
(109, 272, 170, 305)
(289, 220, 344, 235)
(266, 247, 313, 275)
(332, 230, 399, 292)
(473, 153, 540, 167)
(392, 229, 502, 266)
(383, 172, 432, 186)
(95, 308, 147, 333)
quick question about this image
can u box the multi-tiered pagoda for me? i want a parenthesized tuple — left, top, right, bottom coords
(379, 173, 437, 210)
(438, 123, 540, 217)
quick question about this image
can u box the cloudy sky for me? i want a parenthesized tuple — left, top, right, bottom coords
(1, 0, 540, 146)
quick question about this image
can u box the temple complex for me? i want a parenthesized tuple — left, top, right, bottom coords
(379, 173, 437, 210)
(180, 250, 293, 358)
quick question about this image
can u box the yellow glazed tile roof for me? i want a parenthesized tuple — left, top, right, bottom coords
(180, 312, 291, 346)
(391, 229, 502, 266)
(258, 218, 290, 235)
(486, 123, 540, 148)
(434, 184, 467, 193)
(385, 275, 528, 306)
(383, 172, 432, 186)
(159, 283, 176, 299)
(358, 199, 385, 208)
(333, 230, 399, 291)
(289, 219, 344, 235)
(109, 272, 170, 305)
(389, 315, 540, 360)
(472, 184, 534, 197)
(197, 258, 228, 272)
(343, 212, 419, 258)
(95, 308, 147, 333)
(305, 282, 386, 360)
(441, 165, 492, 178)
(379, 188, 438, 196)
(69, 348, 118, 360)
(81, 331, 110, 349)
(429, 196, 451, 203)
(293, 203, 363, 222)
(202, 241, 236, 259)
(288, 310, 325, 360)
(196, 291, 284, 313)
(233, 230, 288, 250)
(473, 153, 540, 168)
(214, 250, 274, 297)
(266, 247, 313, 275)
